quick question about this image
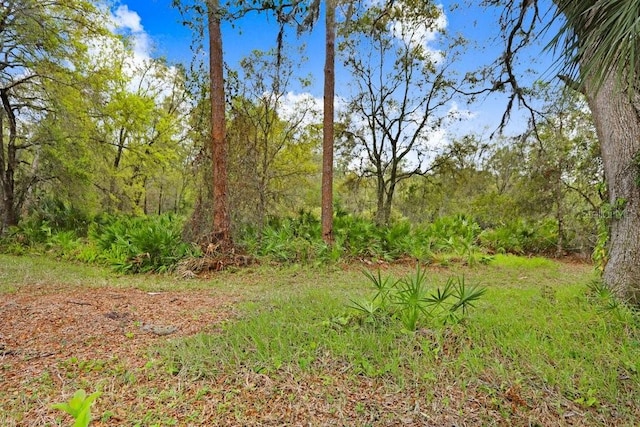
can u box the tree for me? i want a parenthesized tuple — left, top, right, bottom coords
(0, 0, 107, 232)
(339, 1, 462, 225)
(175, 0, 311, 247)
(489, 1, 640, 303)
(524, 84, 603, 256)
(390, 135, 486, 222)
(321, 0, 336, 244)
(226, 47, 319, 229)
(31, 30, 193, 219)
(94, 59, 190, 215)
(208, 0, 232, 248)
(256, 0, 340, 243)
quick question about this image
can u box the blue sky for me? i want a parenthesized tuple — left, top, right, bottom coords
(113, 0, 558, 137)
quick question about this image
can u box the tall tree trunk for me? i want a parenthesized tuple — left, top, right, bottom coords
(208, 0, 232, 248)
(585, 72, 640, 304)
(321, 0, 336, 244)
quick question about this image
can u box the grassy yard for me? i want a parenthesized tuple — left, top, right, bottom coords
(0, 254, 638, 426)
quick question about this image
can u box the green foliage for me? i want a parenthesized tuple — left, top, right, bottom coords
(0, 199, 90, 254)
(350, 266, 486, 331)
(6, 219, 52, 246)
(551, 0, 640, 92)
(251, 214, 326, 263)
(334, 214, 386, 259)
(89, 214, 199, 273)
(424, 214, 485, 264)
(47, 231, 83, 259)
(479, 219, 558, 255)
(1, 207, 566, 273)
(239, 212, 501, 265)
(29, 198, 92, 236)
(0, 0, 111, 231)
(51, 389, 101, 427)
(587, 280, 640, 326)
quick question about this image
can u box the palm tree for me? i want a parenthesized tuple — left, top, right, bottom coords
(555, 0, 640, 304)
(501, 0, 640, 303)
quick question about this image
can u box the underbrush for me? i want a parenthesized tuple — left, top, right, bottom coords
(1, 210, 569, 273)
(237, 212, 553, 266)
(1, 213, 200, 273)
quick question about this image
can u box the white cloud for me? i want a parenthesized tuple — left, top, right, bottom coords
(277, 92, 322, 122)
(130, 33, 153, 60)
(448, 101, 477, 121)
(81, 4, 182, 105)
(276, 92, 351, 128)
(112, 5, 143, 33)
(109, 5, 152, 60)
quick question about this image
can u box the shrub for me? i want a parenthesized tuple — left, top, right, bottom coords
(30, 198, 91, 236)
(89, 214, 199, 273)
(334, 215, 385, 259)
(479, 219, 558, 255)
(239, 213, 492, 265)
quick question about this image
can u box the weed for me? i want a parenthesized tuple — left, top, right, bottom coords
(51, 389, 101, 427)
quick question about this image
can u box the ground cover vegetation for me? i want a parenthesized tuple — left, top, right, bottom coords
(1, 255, 639, 425)
(2, 0, 640, 425)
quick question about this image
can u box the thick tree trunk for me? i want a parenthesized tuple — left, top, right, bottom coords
(585, 73, 640, 304)
(208, 0, 232, 248)
(321, 0, 336, 244)
(0, 89, 19, 232)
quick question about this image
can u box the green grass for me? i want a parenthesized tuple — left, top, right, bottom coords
(489, 253, 557, 269)
(1, 254, 638, 425)
(163, 259, 640, 423)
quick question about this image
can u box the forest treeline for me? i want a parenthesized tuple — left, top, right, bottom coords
(0, 0, 612, 274)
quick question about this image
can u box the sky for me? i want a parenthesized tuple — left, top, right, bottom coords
(110, 0, 560, 140)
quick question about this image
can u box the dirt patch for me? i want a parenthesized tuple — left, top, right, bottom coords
(0, 284, 239, 389)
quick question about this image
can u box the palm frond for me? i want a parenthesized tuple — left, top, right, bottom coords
(549, 0, 640, 93)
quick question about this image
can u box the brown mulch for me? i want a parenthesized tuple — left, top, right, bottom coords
(0, 283, 241, 425)
(1, 283, 239, 377)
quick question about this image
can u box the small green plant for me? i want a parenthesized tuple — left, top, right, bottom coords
(586, 280, 639, 325)
(51, 389, 101, 427)
(574, 388, 599, 408)
(394, 265, 430, 330)
(351, 265, 486, 331)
